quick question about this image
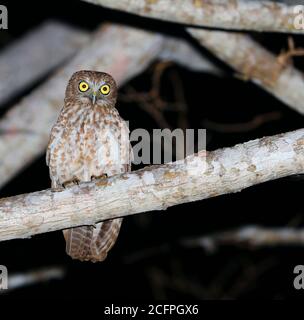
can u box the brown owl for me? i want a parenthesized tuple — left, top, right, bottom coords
(46, 70, 131, 262)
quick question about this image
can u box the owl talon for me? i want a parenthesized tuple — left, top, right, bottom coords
(91, 174, 108, 181)
(62, 178, 80, 188)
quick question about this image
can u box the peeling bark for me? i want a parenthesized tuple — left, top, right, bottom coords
(83, 0, 304, 34)
(0, 129, 303, 242)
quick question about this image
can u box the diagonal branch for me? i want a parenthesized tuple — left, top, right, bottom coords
(0, 20, 89, 107)
(83, 0, 304, 34)
(188, 29, 304, 115)
(0, 128, 303, 242)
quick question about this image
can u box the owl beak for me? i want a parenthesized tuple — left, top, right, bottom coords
(91, 92, 97, 104)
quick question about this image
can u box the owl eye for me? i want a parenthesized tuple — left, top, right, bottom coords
(79, 81, 89, 92)
(100, 84, 110, 95)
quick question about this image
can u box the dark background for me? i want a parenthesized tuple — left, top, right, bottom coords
(0, 0, 304, 299)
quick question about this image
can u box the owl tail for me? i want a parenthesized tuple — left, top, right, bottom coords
(63, 218, 122, 262)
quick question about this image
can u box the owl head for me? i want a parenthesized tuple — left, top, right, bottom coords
(65, 70, 118, 108)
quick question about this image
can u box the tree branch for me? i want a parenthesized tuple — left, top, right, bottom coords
(83, 0, 304, 34)
(2, 266, 65, 293)
(0, 20, 88, 106)
(160, 37, 221, 75)
(0, 129, 303, 242)
(188, 29, 304, 115)
(182, 226, 304, 251)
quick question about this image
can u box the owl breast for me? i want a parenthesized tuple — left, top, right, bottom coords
(48, 104, 130, 187)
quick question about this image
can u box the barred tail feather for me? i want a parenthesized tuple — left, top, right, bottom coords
(63, 218, 123, 262)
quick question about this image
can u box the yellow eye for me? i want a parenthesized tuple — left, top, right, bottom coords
(100, 84, 110, 95)
(79, 81, 89, 92)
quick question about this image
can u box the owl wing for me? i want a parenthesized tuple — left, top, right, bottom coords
(46, 109, 65, 167)
(119, 118, 133, 172)
(46, 136, 53, 167)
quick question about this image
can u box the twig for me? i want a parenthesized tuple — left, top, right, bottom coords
(119, 61, 176, 129)
(221, 257, 276, 299)
(147, 266, 209, 299)
(277, 37, 304, 67)
(0, 129, 303, 242)
(169, 69, 189, 131)
(120, 85, 172, 129)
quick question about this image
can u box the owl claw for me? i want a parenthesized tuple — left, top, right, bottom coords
(91, 174, 108, 181)
(62, 178, 80, 188)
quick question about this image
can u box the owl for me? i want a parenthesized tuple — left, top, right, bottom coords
(46, 70, 131, 262)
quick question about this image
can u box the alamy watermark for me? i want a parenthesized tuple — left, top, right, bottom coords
(293, 265, 304, 290)
(0, 5, 7, 30)
(0, 265, 8, 290)
(111, 125, 207, 173)
(294, 5, 304, 30)
(130, 127, 206, 165)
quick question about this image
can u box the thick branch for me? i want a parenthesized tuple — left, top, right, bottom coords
(0, 129, 303, 242)
(83, 0, 304, 34)
(188, 29, 304, 115)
